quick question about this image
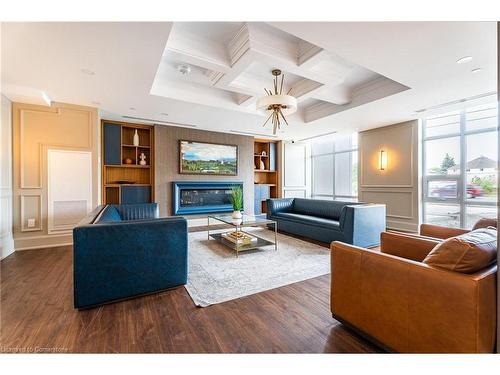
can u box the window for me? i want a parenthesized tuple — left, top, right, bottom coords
(309, 133, 358, 201)
(422, 103, 498, 229)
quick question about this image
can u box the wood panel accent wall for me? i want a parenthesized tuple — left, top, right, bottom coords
(359, 120, 419, 232)
(155, 125, 254, 217)
(12, 102, 99, 250)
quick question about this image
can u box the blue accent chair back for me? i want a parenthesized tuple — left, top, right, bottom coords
(73, 203, 188, 309)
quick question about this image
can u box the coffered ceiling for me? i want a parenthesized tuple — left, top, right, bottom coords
(1, 22, 496, 140)
(151, 22, 409, 123)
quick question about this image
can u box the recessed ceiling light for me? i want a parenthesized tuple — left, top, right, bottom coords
(456, 56, 472, 64)
(129, 107, 136, 111)
(92, 101, 101, 106)
(160, 112, 168, 116)
(471, 68, 482, 73)
(81, 68, 95, 75)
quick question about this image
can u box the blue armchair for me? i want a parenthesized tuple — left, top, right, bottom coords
(73, 203, 188, 309)
(267, 198, 386, 247)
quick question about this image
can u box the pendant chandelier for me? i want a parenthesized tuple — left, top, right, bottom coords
(256, 69, 297, 135)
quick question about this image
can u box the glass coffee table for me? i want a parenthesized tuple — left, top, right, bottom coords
(207, 214, 277, 257)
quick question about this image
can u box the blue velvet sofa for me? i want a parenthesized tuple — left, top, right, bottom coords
(73, 203, 188, 309)
(266, 198, 386, 247)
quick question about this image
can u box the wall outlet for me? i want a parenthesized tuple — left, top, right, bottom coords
(27, 218, 36, 228)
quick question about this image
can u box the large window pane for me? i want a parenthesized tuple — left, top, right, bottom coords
(310, 134, 334, 155)
(465, 205, 498, 229)
(427, 180, 458, 200)
(424, 203, 461, 228)
(335, 134, 357, 152)
(466, 103, 498, 131)
(466, 131, 498, 203)
(335, 152, 356, 196)
(312, 154, 333, 195)
(312, 195, 334, 201)
(425, 112, 460, 137)
(425, 137, 460, 175)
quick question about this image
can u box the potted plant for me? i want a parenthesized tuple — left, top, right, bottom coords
(230, 185, 243, 219)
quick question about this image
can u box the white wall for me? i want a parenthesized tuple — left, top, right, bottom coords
(281, 141, 311, 199)
(1, 94, 14, 259)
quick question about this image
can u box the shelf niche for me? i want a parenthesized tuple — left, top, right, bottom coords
(101, 120, 155, 205)
(253, 139, 281, 215)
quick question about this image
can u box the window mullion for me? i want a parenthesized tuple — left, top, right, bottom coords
(459, 109, 466, 227)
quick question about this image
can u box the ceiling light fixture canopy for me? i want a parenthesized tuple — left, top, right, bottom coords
(257, 69, 297, 135)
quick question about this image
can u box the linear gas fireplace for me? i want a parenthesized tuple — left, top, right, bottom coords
(172, 181, 243, 215)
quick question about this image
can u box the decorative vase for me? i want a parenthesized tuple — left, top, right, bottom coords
(259, 159, 265, 170)
(139, 152, 147, 166)
(133, 129, 139, 146)
(232, 210, 243, 219)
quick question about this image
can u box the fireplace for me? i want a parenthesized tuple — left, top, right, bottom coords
(172, 181, 243, 215)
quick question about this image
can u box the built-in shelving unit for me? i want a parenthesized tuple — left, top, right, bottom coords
(101, 120, 155, 205)
(253, 139, 281, 214)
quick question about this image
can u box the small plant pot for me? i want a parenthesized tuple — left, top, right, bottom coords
(232, 210, 243, 219)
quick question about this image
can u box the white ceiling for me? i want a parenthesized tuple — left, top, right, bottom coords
(1, 22, 497, 140)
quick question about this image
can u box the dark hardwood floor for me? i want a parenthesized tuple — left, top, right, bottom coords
(0, 238, 380, 353)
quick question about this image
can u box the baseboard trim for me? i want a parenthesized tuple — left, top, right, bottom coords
(15, 242, 73, 251)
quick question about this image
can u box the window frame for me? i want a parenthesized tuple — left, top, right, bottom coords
(422, 104, 498, 229)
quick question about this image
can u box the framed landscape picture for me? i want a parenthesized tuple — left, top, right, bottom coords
(179, 140, 238, 175)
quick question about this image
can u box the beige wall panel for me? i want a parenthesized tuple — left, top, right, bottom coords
(12, 102, 98, 250)
(20, 108, 92, 188)
(20, 194, 42, 231)
(361, 190, 414, 219)
(360, 122, 414, 188)
(359, 120, 419, 232)
(155, 125, 254, 217)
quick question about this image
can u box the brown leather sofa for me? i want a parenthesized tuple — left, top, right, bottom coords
(330, 224, 497, 353)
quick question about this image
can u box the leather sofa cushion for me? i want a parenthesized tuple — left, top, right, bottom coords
(96, 206, 122, 222)
(472, 218, 497, 230)
(275, 212, 340, 230)
(292, 198, 360, 220)
(423, 227, 497, 273)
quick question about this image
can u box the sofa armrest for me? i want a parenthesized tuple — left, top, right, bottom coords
(266, 198, 293, 217)
(419, 223, 469, 239)
(330, 241, 497, 352)
(340, 204, 386, 247)
(380, 231, 440, 262)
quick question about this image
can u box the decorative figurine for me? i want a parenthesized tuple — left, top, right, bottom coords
(139, 152, 147, 166)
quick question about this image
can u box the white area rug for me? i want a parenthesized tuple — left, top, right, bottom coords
(185, 227, 330, 307)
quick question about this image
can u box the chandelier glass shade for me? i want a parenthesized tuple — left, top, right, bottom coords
(256, 69, 297, 134)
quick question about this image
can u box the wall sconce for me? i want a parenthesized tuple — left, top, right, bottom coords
(379, 150, 388, 171)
